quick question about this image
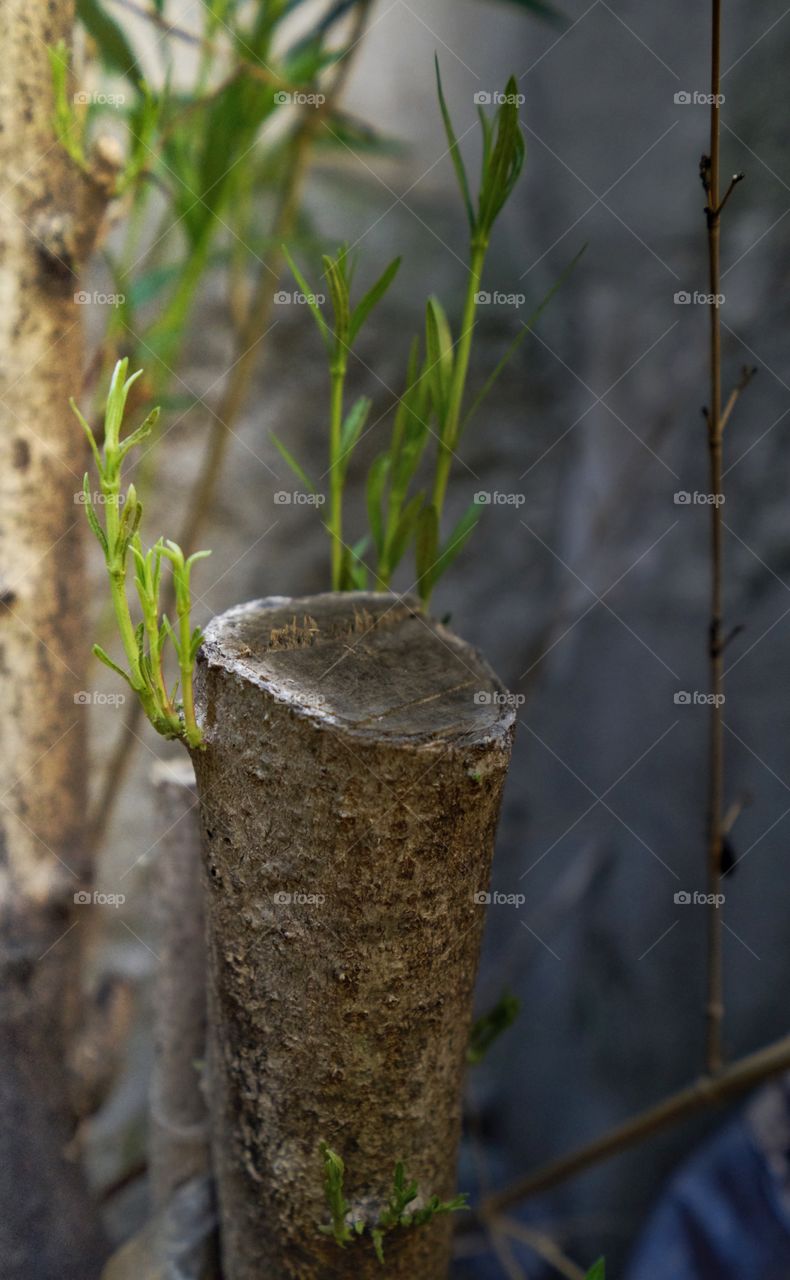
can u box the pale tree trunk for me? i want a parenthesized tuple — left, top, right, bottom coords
(192, 593, 515, 1280)
(0, 3, 112, 1274)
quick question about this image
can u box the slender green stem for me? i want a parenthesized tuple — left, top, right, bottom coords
(108, 568, 145, 693)
(432, 238, 488, 517)
(329, 363, 346, 590)
(177, 602, 200, 747)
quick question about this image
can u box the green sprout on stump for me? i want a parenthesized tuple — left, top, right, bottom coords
(72, 360, 209, 748)
(319, 1141, 468, 1264)
(275, 246, 401, 592)
(275, 66, 582, 605)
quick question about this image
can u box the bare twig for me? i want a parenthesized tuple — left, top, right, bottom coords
(490, 1216, 587, 1280)
(703, 0, 726, 1077)
(719, 363, 756, 434)
(482, 1033, 790, 1214)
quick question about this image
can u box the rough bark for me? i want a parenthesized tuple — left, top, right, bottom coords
(0, 3, 109, 1274)
(192, 592, 515, 1280)
(150, 759, 211, 1208)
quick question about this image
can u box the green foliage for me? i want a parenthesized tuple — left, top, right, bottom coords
(76, 0, 142, 83)
(52, 0, 377, 384)
(586, 1261, 605, 1279)
(467, 990, 520, 1064)
(273, 67, 580, 605)
(318, 1144, 468, 1263)
(281, 245, 401, 590)
(318, 1141, 354, 1247)
(73, 360, 210, 749)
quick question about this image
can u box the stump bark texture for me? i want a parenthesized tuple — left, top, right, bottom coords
(192, 593, 515, 1280)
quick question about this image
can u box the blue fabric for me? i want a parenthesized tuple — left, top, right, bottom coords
(626, 1099, 790, 1280)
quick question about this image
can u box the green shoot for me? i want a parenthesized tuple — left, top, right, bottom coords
(318, 1143, 468, 1264)
(429, 60, 525, 522)
(73, 360, 210, 749)
(49, 41, 89, 172)
(318, 1141, 354, 1247)
(467, 990, 520, 1064)
(586, 1261, 605, 1279)
(275, 70, 578, 605)
(281, 245, 400, 590)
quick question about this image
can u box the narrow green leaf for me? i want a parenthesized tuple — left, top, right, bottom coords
(415, 503, 440, 601)
(270, 431, 317, 494)
(366, 454, 390, 557)
(77, 0, 142, 82)
(71, 398, 104, 477)
(435, 56, 474, 232)
(92, 643, 133, 686)
(339, 395, 371, 472)
(118, 406, 160, 460)
(585, 1262, 605, 1280)
(388, 490, 425, 572)
(282, 247, 331, 348)
(323, 251, 351, 345)
(82, 476, 108, 556)
(425, 297, 454, 421)
(349, 256, 401, 343)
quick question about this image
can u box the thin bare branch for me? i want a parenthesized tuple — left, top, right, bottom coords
(482, 1033, 790, 1214)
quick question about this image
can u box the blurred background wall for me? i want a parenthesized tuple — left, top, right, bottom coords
(82, 0, 790, 1271)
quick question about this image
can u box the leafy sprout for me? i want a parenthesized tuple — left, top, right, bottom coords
(274, 66, 580, 606)
(72, 359, 210, 749)
(276, 245, 401, 590)
(318, 1143, 468, 1264)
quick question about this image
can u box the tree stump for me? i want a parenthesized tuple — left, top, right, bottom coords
(192, 593, 515, 1280)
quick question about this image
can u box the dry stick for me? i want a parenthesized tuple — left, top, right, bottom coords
(488, 1217, 586, 1280)
(87, 4, 372, 848)
(701, 0, 751, 1077)
(703, 0, 727, 1078)
(149, 759, 210, 1208)
(482, 1032, 790, 1215)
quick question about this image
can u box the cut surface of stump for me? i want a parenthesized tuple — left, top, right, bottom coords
(192, 593, 516, 1280)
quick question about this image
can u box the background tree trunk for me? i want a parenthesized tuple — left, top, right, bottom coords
(0, 3, 107, 1274)
(192, 592, 515, 1280)
(150, 759, 210, 1207)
